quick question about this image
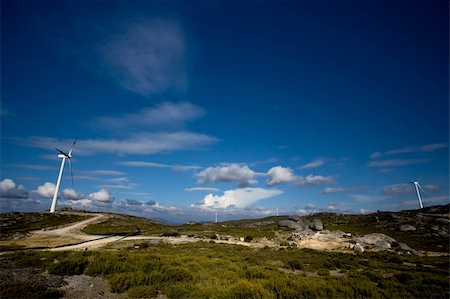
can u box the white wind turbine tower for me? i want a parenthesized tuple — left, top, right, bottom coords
(409, 179, 425, 209)
(49, 138, 77, 213)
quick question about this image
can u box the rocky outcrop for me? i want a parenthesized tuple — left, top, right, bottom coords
(278, 220, 303, 229)
(310, 219, 323, 231)
(353, 233, 396, 251)
(399, 224, 416, 231)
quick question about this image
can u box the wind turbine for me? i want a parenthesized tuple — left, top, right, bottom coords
(409, 179, 424, 209)
(49, 138, 77, 213)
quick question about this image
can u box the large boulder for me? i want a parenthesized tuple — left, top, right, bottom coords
(353, 233, 396, 251)
(278, 220, 303, 229)
(399, 224, 416, 232)
(309, 219, 323, 231)
(288, 215, 301, 222)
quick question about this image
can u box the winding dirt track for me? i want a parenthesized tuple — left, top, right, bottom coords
(32, 213, 269, 251)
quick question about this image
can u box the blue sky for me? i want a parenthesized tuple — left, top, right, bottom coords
(1, 0, 448, 223)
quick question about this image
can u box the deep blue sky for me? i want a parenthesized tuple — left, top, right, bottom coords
(1, 0, 448, 222)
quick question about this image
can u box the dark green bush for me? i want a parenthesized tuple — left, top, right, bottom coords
(287, 259, 303, 270)
(244, 235, 253, 242)
(317, 269, 330, 276)
(48, 259, 88, 275)
(160, 231, 179, 237)
(127, 285, 158, 298)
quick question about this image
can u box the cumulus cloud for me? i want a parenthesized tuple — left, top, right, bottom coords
(300, 158, 326, 169)
(185, 187, 220, 192)
(266, 166, 334, 186)
(195, 188, 283, 211)
(370, 143, 447, 159)
(62, 188, 84, 200)
(197, 164, 259, 187)
(32, 182, 56, 198)
(302, 175, 334, 185)
(0, 178, 29, 199)
(266, 166, 297, 186)
(89, 188, 114, 202)
(380, 184, 414, 197)
(93, 102, 205, 130)
(327, 203, 340, 211)
(101, 20, 185, 96)
(367, 159, 428, 167)
(14, 133, 217, 156)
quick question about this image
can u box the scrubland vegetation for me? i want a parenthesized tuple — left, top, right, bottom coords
(3, 241, 449, 298)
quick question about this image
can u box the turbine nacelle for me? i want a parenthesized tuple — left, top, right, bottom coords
(50, 138, 77, 213)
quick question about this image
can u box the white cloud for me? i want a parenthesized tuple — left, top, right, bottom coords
(321, 187, 347, 194)
(62, 188, 84, 200)
(0, 178, 28, 199)
(197, 164, 258, 187)
(367, 159, 428, 167)
(13, 164, 56, 170)
(89, 188, 114, 202)
(118, 160, 200, 172)
(15, 133, 217, 156)
(195, 187, 283, 211)
(266, 166, 334, 186)
(93, 102, 205, 130)
(266, 166, 297, 186)
(302, 175, 334, 185)
(327, 203, 340, 211)
(98, 185, 135, 190)
(101, 20, 186, 95)
(185, 187, 220, 192)
(305, 203, 316, 209)
(359, 208, 373, 215)
(370, 143, 447, 159)
(32, 182, 56, 198)
(424, 184, 440, 193)
(93, 170, 126, 176)
(300, 158, 326, 169)
(380, 184, 414, 197)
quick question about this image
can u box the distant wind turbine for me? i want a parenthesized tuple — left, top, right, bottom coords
(49, 138, 77, 213)
(408, 179, 425, 209)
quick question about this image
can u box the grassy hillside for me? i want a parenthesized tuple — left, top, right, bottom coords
(0, 212, 88, 239)
(3, 242, 449, 298)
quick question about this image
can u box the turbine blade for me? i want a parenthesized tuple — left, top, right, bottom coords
(68, 158, 74, 187)
(417, 183, 425, 193)
(55, 148, 68, 156)
(68, 137, 78, 156)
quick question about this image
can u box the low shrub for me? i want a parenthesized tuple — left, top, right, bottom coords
(244, 235, 253, 242)
(48, 259, 88, 275)
(127, 285, 158, 298)
(287, 259, 303, 270)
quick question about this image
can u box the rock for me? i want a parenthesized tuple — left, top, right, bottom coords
(437, 230, 448, 237)
(399, 224, 416, 231)
(373, 240, 391, 251)
(436, 218, 450, 224)
(354, 233, 396, 248)
(431, 225, 439, 231)
(278, 220, 303, 229)
(239, 237, 245, 242)
(398, 242, 425, 257)
(403, 262, 416, 267)
(288, 215, 301, 221)
(310, 219, 323, 231)
(246, 220, 274, 227)
(354, 243, 364, 253)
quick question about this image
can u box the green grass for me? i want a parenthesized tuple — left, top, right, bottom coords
(3, 242, 449, 299)
(82, 214, 291, 240)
